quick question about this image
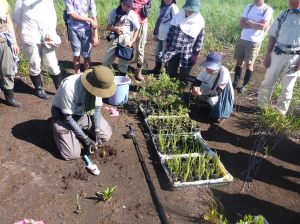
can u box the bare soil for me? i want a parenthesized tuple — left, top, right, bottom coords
(0, 30, 299, 224)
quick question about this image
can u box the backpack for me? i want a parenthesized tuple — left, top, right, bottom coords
(247, 3, 273, 34)
(63, 0, 91, 26)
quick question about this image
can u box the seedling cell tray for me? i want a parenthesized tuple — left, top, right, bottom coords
(161, 151, 233, 189)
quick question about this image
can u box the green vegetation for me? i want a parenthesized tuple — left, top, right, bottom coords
(74, 194, 81, 214)
(95, 186, 117, 202)
(203, 209, 266, 224)
(165, 154, 222, 182)
(139, 74, 188, 116)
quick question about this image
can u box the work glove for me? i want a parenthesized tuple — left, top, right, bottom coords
(84, 137, 97, 154)
(191, 51, 199, 66)
(95, 131, 103, 147)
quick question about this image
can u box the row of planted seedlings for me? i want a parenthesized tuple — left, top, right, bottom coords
(137, 74, 233, 189)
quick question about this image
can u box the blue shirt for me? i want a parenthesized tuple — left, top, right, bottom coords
(64, 0, 97, 31)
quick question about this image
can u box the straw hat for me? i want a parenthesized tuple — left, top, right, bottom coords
(81, 66, 116, 98)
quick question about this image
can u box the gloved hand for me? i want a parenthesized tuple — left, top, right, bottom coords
(95, 131, 102, 146)
(191, 51, 199, 66)
(84, 137, 97, 154)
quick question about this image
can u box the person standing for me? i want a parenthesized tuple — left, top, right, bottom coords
(64, 0, 98, 74)
(0, 0, 21, 107)
(13, 0, 62, 100)
(150, 0, 178, 75)
(233, 0, 273, 93)
(161, 0, 205, 84)
(51, 66, 116, 160)
(257, 0, 300, 115)
(132, 0, 151, 81)
(102, 0, 140, 76)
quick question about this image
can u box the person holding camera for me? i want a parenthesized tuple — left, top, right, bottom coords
(64, 0, 98, 74)
(102, 0, 140, 76)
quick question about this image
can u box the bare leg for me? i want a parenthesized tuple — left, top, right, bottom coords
(73, 56, 80, 74)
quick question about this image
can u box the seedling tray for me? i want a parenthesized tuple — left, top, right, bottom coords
(151, 132, 210, 159)
(144, 115, 199, 137)
(161, 151, 233, 190)
(138, 103, 189, 118)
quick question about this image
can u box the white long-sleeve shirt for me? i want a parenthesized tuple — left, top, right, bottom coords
(13, 0, 58, 44)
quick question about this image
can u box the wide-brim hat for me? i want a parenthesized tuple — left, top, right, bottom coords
(201, 51, 223, 70)
(182, 0, 200, 12)
(81, 66, 116, 98)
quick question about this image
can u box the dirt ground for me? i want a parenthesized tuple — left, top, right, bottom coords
(0, 30, 299, 224)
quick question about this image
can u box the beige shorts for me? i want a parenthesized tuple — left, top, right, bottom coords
(234, 39, 261, 64)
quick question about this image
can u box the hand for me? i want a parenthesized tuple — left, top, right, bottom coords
(89, 19, 98, 29)
(84, 137, 97, 154)
(44, 34, 52, 42)
(13, 44, 19, 55)
(191, 86, 202, 96)
(114, 27, 123, 35)
(126, 41, 133, 48)
(95, 131, 102, 146)
(263, 54, 271, 68)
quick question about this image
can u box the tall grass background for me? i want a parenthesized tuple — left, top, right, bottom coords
(8, 0, 287, 52)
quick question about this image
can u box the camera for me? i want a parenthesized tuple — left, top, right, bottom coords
(106, 32, 118, 41)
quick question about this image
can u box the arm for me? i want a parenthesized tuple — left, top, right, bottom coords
(263, 36, 276, 68)
(64, 114, 88, 141)
(6, 14, 19, 55)
(244, 19, 270, 30)
(12, 0, 23, 27)
(193, 29, 205, 53)
(127, 28, 139, 47)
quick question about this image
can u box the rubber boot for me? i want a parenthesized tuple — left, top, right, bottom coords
(239, 69, 253, 93)
(150, 61, 162, 75)
(3, 89, 22, 107)
(135, 63, 144, 81)
(51, 74, 62, 90)
(30, 75, 49, 100)
(233, 65, 242, 89)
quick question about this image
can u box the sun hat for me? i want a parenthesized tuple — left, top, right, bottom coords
(81, 66, 117, 98)
(122, 0, 133, 7)
(201, 51, 223, 70)
(182, 0, 200, 12)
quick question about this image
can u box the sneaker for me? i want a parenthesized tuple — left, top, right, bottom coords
(238, 85, 248, 93)
(135, 69, 144, 81)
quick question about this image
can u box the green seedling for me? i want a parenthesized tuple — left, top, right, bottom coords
(74, 194, 81, 214)
(96, 186, 117, 202)
(203, 208, 229, 224)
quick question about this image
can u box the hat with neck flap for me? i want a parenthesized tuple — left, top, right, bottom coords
(182, 0, 200, 12)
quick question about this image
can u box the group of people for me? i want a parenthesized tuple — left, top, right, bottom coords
(0, 0, 299, 160)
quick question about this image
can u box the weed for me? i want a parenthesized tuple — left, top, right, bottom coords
(95, 186, 117, 202)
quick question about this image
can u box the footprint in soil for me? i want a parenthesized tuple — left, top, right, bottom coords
(61, 167, 89, 190)
(90, 145, 117, 164)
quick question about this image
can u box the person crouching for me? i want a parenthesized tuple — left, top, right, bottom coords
(191, 51, 234, 123)
(51, 66, 116, 160)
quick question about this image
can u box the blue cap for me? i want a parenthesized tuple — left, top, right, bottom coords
(201, 51, 223, 70)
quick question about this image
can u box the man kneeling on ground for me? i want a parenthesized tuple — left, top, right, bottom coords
(51, 66, 116, 160)
(191, 51, 234, 123)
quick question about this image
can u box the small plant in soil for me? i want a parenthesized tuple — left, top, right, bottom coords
(74, 194, 81, 214)
(203, 208, 229, 224)
(165, 154, 222, 182)
(95, 186, 117, 202)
